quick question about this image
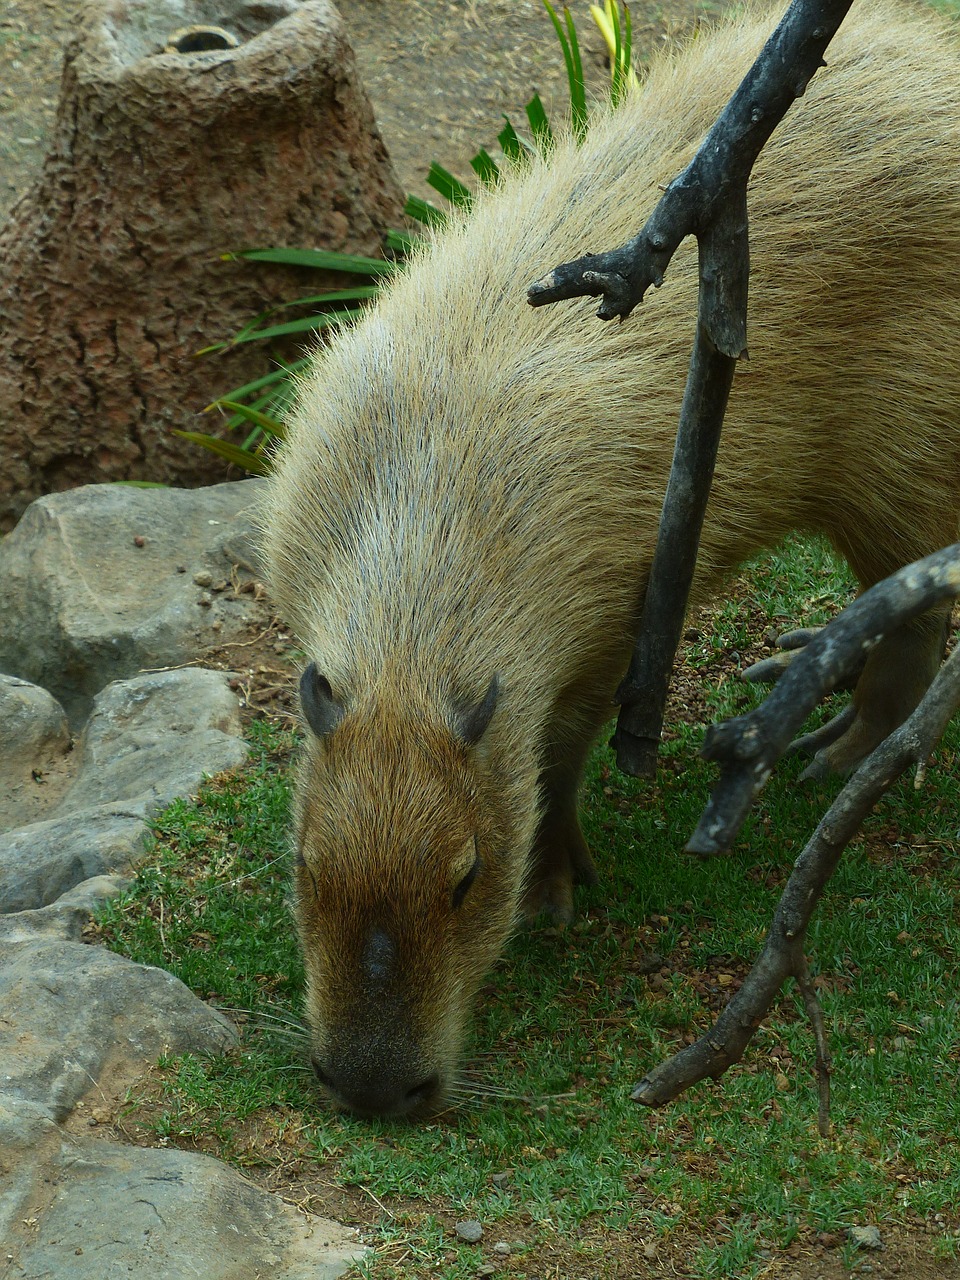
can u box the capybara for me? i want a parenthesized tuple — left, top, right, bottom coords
(260, 0, 960, 1116)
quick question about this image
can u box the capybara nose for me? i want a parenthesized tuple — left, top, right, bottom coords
(312, 1057, 441, 1117)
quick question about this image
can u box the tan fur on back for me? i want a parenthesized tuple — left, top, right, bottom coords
(265, 0, 960, 753)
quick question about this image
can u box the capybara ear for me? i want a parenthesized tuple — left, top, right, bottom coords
(300, 663, 346, 738)
(451, 675, 500, 747)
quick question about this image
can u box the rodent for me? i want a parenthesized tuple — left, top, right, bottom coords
(259, 0, 960, 1117)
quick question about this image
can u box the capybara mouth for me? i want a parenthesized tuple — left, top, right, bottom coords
(311, 1056, 445, 1120)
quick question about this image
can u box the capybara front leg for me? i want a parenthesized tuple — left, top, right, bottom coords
(808, 610, 949, 777)
(523, 755, 598, 924)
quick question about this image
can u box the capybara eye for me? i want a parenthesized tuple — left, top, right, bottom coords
(452, 854, 481, 909)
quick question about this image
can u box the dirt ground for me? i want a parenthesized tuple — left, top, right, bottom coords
(4, 2, 959, 1278)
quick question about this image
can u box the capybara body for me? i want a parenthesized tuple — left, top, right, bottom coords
(261, 0, 960, 1116)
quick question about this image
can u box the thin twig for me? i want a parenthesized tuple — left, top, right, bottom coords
(688, 545, 960, 856)
(795, 956, 831, 1137)
(632, 639, 960, 1111)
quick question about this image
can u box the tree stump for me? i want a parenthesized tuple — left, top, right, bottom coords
(0, 0, 406, 530)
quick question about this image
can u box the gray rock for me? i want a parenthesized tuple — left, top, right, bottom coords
(3, 1139, 363, 1280)
(0, 675, 72, 830)
(455, 1220, 484, 1243)
(0, 481, 267, 724)
(0, 876, 131, 944)
(0, 668, 247, 908)
(848, 1225, 883, 1251)
(0, 805, 147, 913)
(57, 667, 247, 814)
(0, 479, 361, 1278)
(0, 938, 237, 1128)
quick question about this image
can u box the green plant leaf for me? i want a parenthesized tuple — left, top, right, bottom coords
(225, 247, 398, 276)
(403, 194, 448, 229)
(426, 162, 474, 209)
(206, 400, 285, 436)
(544, 1, 588, 141)
(212, 309, 365, 349)
(263, 287, 382, 312)
(469, 148, 502, 188)
(203, 359, 309, 411)
(525, 92, 555, 154)
(498, 117, 527, 163)
(172, 431, 273, 476)
(385, 227, 418, 255)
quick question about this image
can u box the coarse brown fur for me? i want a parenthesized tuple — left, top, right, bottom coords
(260, 0, 960, 1117)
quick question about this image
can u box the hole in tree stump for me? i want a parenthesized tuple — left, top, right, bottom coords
(164, 25, 240, 54)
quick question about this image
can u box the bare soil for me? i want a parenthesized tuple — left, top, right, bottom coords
(6, 2, 958, 1277)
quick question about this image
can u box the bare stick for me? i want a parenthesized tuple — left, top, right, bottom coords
(688, 545, 960, 856)
(529, 0, 854, 778)
(631, 637, 960, 1111)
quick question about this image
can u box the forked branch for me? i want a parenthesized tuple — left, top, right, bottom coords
(632, 558, 960, 1130)
(528, 0, 854, 779)
(688, 545, 960, 856)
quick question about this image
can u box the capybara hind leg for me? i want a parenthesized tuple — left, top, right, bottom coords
(811, 611, 949, 776)
(523, 757, 598, 924)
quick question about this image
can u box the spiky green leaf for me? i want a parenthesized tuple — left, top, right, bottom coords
(172, 431, 273, 476)
(224, 247, 398, 275)
(426, 163, 474, 209)
(469, 148, 502, 188)
(404, 194, 448, 229)
(525, 92, 555, 155)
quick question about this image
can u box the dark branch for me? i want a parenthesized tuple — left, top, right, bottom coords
(527, 0, 853, 332)
(632, 635, 960, 1115)
(530, 0, 854, 779)
(688, 545, 960, 856)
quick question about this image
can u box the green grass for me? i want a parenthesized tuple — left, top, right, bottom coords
(97, 535, 960, 1278)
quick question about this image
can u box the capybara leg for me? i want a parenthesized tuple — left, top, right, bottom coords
(809, 610, 949, 776)
(523, 754, 598, 924)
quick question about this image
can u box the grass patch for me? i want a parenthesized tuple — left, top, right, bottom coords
(97, 536, 960, 1278)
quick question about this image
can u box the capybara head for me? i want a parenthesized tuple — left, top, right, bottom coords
(292, 664, 528, 1117)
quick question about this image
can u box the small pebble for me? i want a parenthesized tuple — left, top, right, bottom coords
(197, 592, 212, 608)
(490, 1170, 512, 1187)
(455, 1219, 483, 1243)
(193, 570, 213, 587)
(133, 534, 145, 547)
(492, 1242, 511, 1255)
(848, 1225, 883, 1251)
(476, 1266, 497, 1278)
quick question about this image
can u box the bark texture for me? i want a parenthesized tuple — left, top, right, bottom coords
(0, 0, 405, 530)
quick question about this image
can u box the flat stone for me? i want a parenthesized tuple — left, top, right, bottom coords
(4, 1139, 363, 1280)
(0, 481, 267, 723)
(0, 674, 72, 830)
(0, 938, 237, 1128)
(0, 805, 147, 913)
(1, 668, 246, 911)
(57, 667, 247, 814)
(848, 1225, 884, 1251)
(0, 875, 131, 943)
